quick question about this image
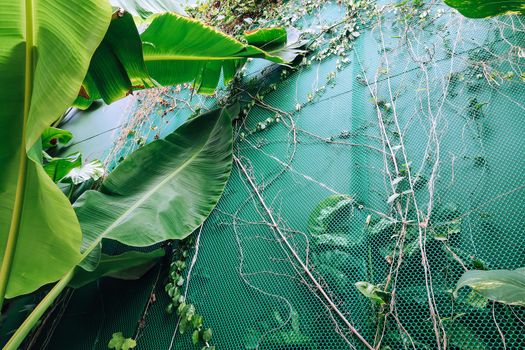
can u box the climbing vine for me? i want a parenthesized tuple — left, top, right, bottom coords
(165, 234, 215, 350)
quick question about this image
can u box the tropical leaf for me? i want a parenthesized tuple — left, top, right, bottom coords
(245, 28, 288, 50)
(0, 0, 112, 299)
(43, 152, 83, 183)
(444, 0, 525, 18)
(244, 27, 307, 62)
(454, 268, 525, 306)
(69, 248, 165, 288)
(76, 12, 285, 107)
(110, 0, 187, 18)
(41, 127, 73, 149)
(141, 13, 284, 94)
(74, 106, 235, 270)
(317, 264, 351, 290)
(62, 159, 105, 185)
(74, 10, 154, 108)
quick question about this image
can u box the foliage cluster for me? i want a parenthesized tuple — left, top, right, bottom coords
(0, 0, 291, 348)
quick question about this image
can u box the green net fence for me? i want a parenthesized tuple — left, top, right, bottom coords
(37, 0, 525, 349)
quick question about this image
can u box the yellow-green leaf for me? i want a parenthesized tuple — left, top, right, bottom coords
(0, 0, 112, 299)
(141, 13, 284, 94)
(454, 268, 525, 306)
(74, 106, 235, 270)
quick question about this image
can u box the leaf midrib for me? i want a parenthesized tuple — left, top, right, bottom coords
(143, 53, 248, 62)
(81, 112, 223, 258)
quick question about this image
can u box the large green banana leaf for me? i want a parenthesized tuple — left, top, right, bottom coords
(2, 106, 235, 349)
(0, 0, 112, 299)
(142, 14, 283, 94)
(76, 12, 284, 108)
(110, 0, 187, 18)
(74, 106, 235, 270)
(74, 11, 155, 108)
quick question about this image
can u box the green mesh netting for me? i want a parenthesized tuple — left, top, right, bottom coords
(39, 0, 525, 349)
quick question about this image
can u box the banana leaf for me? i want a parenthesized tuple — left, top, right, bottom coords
(142, 14, 284, 93)
(76, 11, 285, 108)
(244, 27, 307, 62)
(74, 11, 154, 108)
(74, 106, 235, 270)
(43, 152, 83, 183)
(0, 0, 112, 299)
(110, 0, 188, 18)
(41, 127, 73, 149)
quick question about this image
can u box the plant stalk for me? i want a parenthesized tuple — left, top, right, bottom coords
(4, 233, 104, 349)
(3, 270, 74, 350)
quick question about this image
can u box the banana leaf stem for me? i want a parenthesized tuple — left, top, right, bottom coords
(3, 270, 74, 350)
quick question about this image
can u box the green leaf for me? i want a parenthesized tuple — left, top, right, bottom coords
(202, 328, 213, 342)
(0, 0, 112, 299)
(141, 13, 284, 94)
(62, 159, 105, 185)
(355, 281, 391, 305)
(291, 308, 300, 333)
(41, 127, 73, 148)
(244, 27, 306, 62)
(444, 0, 525, 18)
(192, 330, 200, 345)
(317, 264, 351, 291)
(185, 304, 196, 321)
(244, 309, 315, 349)
(43, 152, 82, 184)
(108, 332, 125, 348)
(69, 248, 164, 288)
(178, 302, 188, 316)
(179, 317, 189, 334)
(464, 290, 489, 309)
(314, 234, 358, 250)
(108, 332, 136, 350)
(244, 28, 288, 51)
(454, 268, 525, 306)
(307, 194, 355, 236)
(110, 0, 187, 18)
(121, 338, 137, 350)
(75, 11, 154, 108)
(74, 106, 234, 271)
(77, 12, 286, 106)
(192, 314, 204, 329)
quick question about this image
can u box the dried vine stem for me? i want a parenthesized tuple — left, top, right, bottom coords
(184, 225, 203, 298)
(233, 155, 374, 350)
